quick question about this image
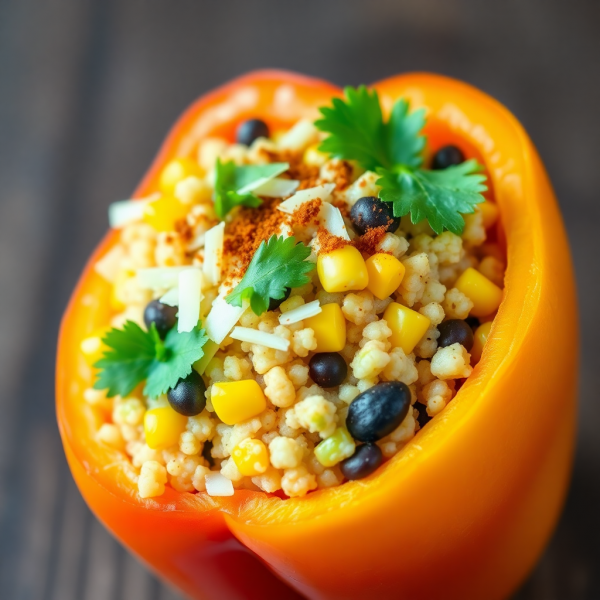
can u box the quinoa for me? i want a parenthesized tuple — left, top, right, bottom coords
(86, 116, 506, 500)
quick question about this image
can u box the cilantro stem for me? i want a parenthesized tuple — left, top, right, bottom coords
(154, 339, 167, 362)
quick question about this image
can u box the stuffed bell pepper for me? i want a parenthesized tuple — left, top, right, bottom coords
(56, 71, 578, 600)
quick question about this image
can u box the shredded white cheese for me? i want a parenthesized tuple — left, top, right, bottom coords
(277, 221, 294, 239)
(159, 287, 179, 307)
(278, 186, 349, 239)
(205, 472, 234, 497)
(230, 327, 290, 351)
(277, 119, 318, 151)
(252, 178, 299, 198)
(278, 300, 322, 325)
(277, 183, 336, 214)
(203, 222, 225, 286)
(137, 266, 201, 290)
(178, 269, 203, 333)
(320, 202, 350, 240)
(205, 294, 246, 344)
(94, 245, 125, 283)
(108, 194, 158, 228)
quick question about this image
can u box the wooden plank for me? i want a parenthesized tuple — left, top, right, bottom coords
(48, 476, 91, 600)
(119, 553, 160, 600)
(12, 426, 62, 600)
(82, 519, 120, 600)
(0, 0, 93, 533)
(0, 0, 599, 598)
(158, 584, 187, 600)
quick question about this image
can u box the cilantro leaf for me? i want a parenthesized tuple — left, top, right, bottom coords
(315, 88, 425, 171)
(214, 159, 261, 219)
(93, 321, 158, 397)
(213, 159, 289, 219)
(93, 321, 208, 399)
(316, 86, 389, 171)
(226, 235, 314, 316)
(386, 98, 426, 169)
(144, 324, 208, 398)
(315, 86, 487, 234)
(377, 160, 488, 235)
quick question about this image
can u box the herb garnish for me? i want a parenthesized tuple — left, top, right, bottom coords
(226, 235, 315, 316)
(93, 321, 208, 398)
(214, 160, 289, 219)
(315, 86, 487, 234)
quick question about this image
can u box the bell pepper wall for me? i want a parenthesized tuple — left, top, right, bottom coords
(57, 71, 578, 600)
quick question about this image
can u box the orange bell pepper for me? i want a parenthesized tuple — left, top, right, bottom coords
(56, 71, 578, 600)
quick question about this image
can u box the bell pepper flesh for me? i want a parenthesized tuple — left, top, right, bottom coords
(56, 71, 578, 600)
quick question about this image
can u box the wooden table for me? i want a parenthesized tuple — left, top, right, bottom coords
(0, 1, 598, 598)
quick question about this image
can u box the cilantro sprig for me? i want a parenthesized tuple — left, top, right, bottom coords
(226, 235, 315, 316)
(93, 321, 208, 398)
(214, 160, 289, 219)
(315, 86, 487, 234)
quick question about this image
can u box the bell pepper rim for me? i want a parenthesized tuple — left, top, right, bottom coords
(56, 69, 555, 525)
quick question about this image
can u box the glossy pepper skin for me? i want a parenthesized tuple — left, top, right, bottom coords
(56, 71, 578, 600)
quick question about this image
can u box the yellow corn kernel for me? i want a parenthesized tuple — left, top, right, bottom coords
(303, 144, 328, 167)
(211, 380, 267, 426)
(80, 327, 109, 366)
(317, 246, 369, 293)
(305, 303, 347, 352)
(471, 321, 493, 363)
(365, 253, 405, 300)
(314, 427, 356, 467)
(143, 195, 189, 232)
(383, 302, 431, 355)
(455, 267, 503, 317)
(478, 200, 500, 229)
(110, 267, 136, 311)
(159, 158, 203, 195)
(144, 406, 188, 450)
(232, 438, 270, 476)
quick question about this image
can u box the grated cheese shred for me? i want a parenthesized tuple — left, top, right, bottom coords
(177, 269, 202, 333)
(108, 194, 158, 228)
(203, 222, 225, 286)
(205, 294, 246, 344)
(278, 300, 322, 325)
(205, 472, 234, 496)
(230, 327, 290, 351)
(277, 184, 336, 214)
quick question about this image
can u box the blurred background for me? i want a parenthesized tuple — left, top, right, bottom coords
(0, 0, 598, 598)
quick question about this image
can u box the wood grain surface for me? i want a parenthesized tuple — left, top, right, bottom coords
(0, 1, 598, 598)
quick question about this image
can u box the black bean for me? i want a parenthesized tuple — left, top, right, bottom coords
(309, 353, 347, 388)
(143, 299, 178, 339)
(437, 319, 474, 351)
(236, 118, 269, 146)
(268, 287, 292, 311)
(350, 196, 400, 236)
(431, 145, 465, 170)
(346, 381, 411, 442)
(340, 443, 383, 480)
(167, 370, 207, 416)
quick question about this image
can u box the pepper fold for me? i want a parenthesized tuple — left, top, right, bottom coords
(56, 70, 578, 600)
